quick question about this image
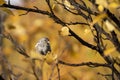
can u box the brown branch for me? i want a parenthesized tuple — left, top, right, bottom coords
(0, 3, 98, 51)
(1, 1, 120, 79)
(58, 60, 110, 68)
(69, 0, 98, 15)
(93, 23, 120, 79)
(97, 72, 111, 80)
(19, 10, 30, 16)
(3, 34, 29, 57)
(56, 63, 60, 80)
(31, 60, 40, 80)
(66, 22, 89, 25)
(93, 23, 105, 54)
(55, 0, 79, 15)
(89, 0, 120, 31)
(0, 10, 14, 80)
(105, 9, 120, 31)
(1, 4, 50, 16)
(46, 0, 54, 14)
(68, 28, 98, 50)
(48, 65, 55, 80)
(93, 23, 120, 53)
(97, 72, 111, 77)
(111, 31, 120, 52)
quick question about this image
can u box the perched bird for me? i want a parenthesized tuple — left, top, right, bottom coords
(35, 37, 51, 55)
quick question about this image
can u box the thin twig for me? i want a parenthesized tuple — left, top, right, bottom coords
(66, 22, 89, 25)
(111, 31, 120, 52)
(69, 0, 98, 15)
(0, 3, 98, 51)
(49, 65, 56, 80)
(19, 10, 30, 16)
(56, 63, 60, 80)
(97, 72, 111, 80)
(3, 34, 29, 57)
(1, 1, 120, 79)
(31, 59, 40, 80)
(58, 60, 110, 68)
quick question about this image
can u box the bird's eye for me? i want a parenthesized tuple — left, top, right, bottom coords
(45, 39, 49, 42)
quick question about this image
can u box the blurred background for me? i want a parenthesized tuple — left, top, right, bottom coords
(1, 0, 120, 80)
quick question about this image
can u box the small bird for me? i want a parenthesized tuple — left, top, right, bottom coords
(35, 37, 51, 55)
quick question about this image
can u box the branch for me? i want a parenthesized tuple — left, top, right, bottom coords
(58, 60, 110, 68)
(93, 24, 120, 79)
(69, 28, 98, 50)
(56, 63, 60, 80)
(89, 0, 120, 31)
(97, 72, 111, 80)
(0, 3, 98, 51)
(3, 34, 29, 57)
(0, 3, 51, 17)
(105, 9, 120, 31)
(55, 0, 80, 15)
(66, 22, 89, 25)
(97, 72, 111, 77)
(111, 31, 120, 52)
(31, 60, 40, 80)
(69, 0, 98, 15)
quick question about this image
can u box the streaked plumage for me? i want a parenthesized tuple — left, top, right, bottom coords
(35, 37, 51, 55)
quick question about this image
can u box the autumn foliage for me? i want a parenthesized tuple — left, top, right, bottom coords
(0, 0, 120, 80)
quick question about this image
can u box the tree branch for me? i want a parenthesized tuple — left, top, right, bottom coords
(0, 3, 98, 51)
(58, 60, 110, 68)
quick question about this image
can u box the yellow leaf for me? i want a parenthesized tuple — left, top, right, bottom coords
(104, 47, 116, 56)
(84, 29, 90, 34)
(105, 20, 115, 31)
(63, 0, 74, 9)
(45, 53, 57, 65)
(30, 50, 44, 60)
(91, 13, 107, 26)
(0, 0, 6, 5)
(98, 5, 104, 12)
(52, 4, 56, 10)
(109, 2, 119, 9)
(59, 27, 70, 36)
(33, 19, 43, 27)
(96, 0, 108, 8)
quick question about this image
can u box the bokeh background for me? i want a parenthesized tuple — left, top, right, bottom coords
(1, 0, 120, 80)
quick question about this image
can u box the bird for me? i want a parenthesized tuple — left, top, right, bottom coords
(35, 37, 51, 55)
